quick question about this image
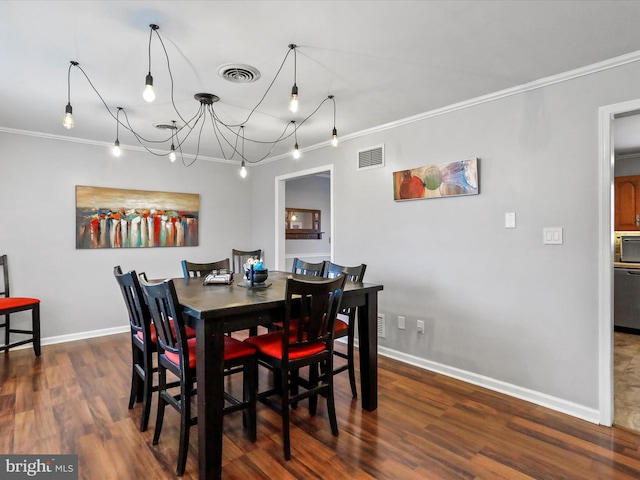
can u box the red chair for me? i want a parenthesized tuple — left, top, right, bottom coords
(0, 255, 40, 356)
(244, 274, 346, 460)
(140, 276, 257, 476)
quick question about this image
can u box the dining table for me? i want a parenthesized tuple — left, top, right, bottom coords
(172, 270, 384, 480)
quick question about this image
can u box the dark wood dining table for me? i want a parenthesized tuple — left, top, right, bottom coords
(172, 270, 383, 480)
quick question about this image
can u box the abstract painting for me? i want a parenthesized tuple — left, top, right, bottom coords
(76, 186, 200, 249)
(393, 157, 479, 201)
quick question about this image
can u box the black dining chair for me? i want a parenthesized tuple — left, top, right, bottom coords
(181, 258, 230, 279)
(232, 249, 262, 274)
(323, 261, 367, 398)
(0, 254, 41, 356)
(140, 276, 257, 476)
(291, 257, 325, 276)
(244, 274, 346, 460)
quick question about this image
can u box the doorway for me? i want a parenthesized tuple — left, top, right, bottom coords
(599, 98, 640, 427)
(274, 165, 334, 271)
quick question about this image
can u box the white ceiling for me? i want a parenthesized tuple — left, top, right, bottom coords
(3, 1, 640, 164)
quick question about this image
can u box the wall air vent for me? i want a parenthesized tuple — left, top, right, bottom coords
(357, 145, 384, 170)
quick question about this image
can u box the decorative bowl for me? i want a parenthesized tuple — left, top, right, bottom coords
(247, 268, 268, 284)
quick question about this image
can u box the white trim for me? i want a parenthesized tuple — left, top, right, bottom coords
(376, 345, 599, 424)
(274, 165, 334, 271)
(284, 253, 330, 260)
(8, 325, 129, 352)
(598, 98, 640, 426)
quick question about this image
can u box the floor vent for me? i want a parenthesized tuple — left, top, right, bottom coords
(358, 145, 384, 170)
(377, 313, 386, 338)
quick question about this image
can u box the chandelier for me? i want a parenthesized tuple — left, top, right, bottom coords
(63, 24, 339, 178)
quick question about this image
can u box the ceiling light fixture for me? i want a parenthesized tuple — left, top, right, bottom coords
(62, 61, 78, 129)
(292, 121, 300, 159)
(143, 24, 159, 103)
(169, 120, 177, 162)
(240, 126, 247, 178)
(112, 107, 122, 157)
(62, 24, 338, 177)
(289, 44, 299, 113)
(330, 95, 339, 147)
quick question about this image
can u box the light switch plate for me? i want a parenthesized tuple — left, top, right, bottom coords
(543, 227, 563, 245)
(505, 212, 516, 228)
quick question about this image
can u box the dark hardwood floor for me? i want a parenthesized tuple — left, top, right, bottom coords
(2, 332, 640, 479)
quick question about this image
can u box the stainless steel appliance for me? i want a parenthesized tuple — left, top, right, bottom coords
(621, 236, 640, 262)
(615, 236, 640, 331)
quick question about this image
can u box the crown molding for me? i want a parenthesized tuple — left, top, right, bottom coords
(3, 49, 640, 165)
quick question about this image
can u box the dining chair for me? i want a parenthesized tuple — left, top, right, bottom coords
(0, 254, 41, 356)
(323, 261, 367, 398)
(181, 258, 230, 279)
(291, 258, 325, 276)
(140, 276, 257, 476)
(244, 274, 346, 460)
(231, 248, 262, 274)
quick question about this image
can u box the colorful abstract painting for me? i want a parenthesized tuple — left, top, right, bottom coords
(393, 158, 479, 201)
(76, 186, 199, 249)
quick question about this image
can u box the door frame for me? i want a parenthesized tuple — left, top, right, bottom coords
(598, 98, 640, 425)
(274, 164, 334, 271)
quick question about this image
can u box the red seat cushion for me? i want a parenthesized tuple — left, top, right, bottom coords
(0, 297, 40, 310)
(137, 319, 196, 344)
(164, 336, 255, 369)
(244, 331, 326, 360)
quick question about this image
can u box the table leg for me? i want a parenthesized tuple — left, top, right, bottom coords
(357, 291, 378, 411)
(196, 320, 225, 480)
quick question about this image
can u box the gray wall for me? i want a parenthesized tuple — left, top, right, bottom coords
(285, 174, 331, 270)
(0, 135, 252, 338)
(250, 59, 640, 416)
(4, 57, 640, 420)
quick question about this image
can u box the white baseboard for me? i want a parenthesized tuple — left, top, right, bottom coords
(376, 345, 600, 424)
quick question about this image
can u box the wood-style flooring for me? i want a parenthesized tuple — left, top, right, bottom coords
(3, 332, 640, 479)
(614, 331, 640, 431)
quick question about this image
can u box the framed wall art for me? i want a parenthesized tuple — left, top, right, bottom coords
(393, 157, 479, 201)
(75, 185, 200, 249)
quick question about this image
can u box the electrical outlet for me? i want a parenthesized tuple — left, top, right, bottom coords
(417, 319, 425, 334)
(398, 316, 405, 330)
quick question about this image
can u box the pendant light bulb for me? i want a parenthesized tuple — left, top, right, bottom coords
(143, 73, 155, 102)
(112, 139, 121, 157)
(169, 144, 176, 162)
(293, 143, 301, 159)
(63, 103, 74, 129)
(331, 127, 339, 147)
(289, 84, 299, 113)
(240, 160, 247, 179)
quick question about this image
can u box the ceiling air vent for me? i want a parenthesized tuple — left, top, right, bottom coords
(357, 145, 384, 170)
(217, 64, 261, 83)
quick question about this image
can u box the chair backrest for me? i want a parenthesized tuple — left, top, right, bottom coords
(322, 261, 367, 283)
(139, 277, 190, 368)
(291, 258, 325, 277)
(323, 262, 366, 316)
(181, 258, 230, 279)
(0, 255, 9, 297)
(113, 266, 152, 340)
(232, 249, 262, 273)
(283, 275, 346, 353)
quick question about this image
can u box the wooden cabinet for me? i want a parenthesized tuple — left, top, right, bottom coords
(615, 175, 640, 230)
(285, 208, 323, 239)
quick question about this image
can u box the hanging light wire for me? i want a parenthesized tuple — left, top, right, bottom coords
(62, 27, 339, 167)
(330, 95, 338, 147)
(62, 61, 78, 129)
(292, 121, 300, 159)
(112, 107, 122, 157)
